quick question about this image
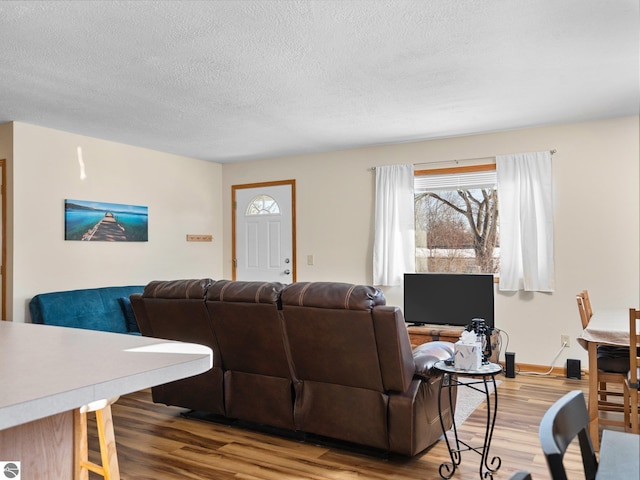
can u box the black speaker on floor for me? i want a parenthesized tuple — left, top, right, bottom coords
(505, 351, 516, 378)
(567, 358, 581, 379)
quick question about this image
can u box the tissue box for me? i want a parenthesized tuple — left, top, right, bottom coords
(454, 341, 483, 370)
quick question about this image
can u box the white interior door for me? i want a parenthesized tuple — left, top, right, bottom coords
(233, 181, 295, 283)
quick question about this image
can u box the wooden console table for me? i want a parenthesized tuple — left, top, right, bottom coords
(407, 324, 465, 348)
(408, 324, 500, 364)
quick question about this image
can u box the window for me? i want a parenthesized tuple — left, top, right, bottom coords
(414, 165, 499, 274)
(246, 195, 280, 215)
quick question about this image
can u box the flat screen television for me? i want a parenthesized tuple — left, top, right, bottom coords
(403, 273, 494, 328)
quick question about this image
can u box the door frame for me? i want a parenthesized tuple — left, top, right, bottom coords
(1, 159, 6, 320)
(231, 179, 296, 282)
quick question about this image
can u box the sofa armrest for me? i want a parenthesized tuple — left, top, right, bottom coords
(413, 341, 454, 379)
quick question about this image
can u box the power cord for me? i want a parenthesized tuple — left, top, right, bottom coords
(497, 328, 509, 361)
(518, 341, 568, 376)
(495, 328, 568, 377)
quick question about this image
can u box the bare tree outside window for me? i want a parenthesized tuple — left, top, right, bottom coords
(415, 173, 499, 274)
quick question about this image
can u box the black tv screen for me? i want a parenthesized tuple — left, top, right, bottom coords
(403, 273, 494, 328)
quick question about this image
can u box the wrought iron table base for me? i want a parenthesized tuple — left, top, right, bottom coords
(436, 362, 502, 479)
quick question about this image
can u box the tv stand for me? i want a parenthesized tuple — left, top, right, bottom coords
(407, 324, 465, 348)
(408, 324, 501, 364)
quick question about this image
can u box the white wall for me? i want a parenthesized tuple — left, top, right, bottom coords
(5, 117, 638, 367)
(10, 122, 223, 322)
(222, 116, 640, 367)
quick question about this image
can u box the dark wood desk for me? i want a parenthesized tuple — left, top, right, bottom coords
(596, 429, 639, 479)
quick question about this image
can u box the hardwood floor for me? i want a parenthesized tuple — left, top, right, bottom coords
(88, 373, 601, 479)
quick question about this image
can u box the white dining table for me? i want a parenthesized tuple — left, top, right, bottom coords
(577, 309, 630, 349)
(576, 309, 631, 451)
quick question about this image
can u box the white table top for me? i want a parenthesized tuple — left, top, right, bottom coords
(596, 429, 640, 479)
(0, 321, 212, 430)
(434, 360, 503, 376)
(576, 308, 630, 349)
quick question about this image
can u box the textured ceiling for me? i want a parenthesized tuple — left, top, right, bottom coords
(0, 1, 638, 163)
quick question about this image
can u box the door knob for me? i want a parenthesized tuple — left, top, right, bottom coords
(284, 269, 291, 275)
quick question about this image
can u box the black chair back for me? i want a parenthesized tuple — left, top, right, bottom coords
(539, 390, 597, 480)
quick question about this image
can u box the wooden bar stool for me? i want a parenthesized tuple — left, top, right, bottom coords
(74, 397, 120, 480)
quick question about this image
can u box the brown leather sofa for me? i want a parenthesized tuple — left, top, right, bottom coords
(130, 279, 456, 456)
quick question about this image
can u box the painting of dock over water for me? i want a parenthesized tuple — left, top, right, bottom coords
(65, 199, 148, 242)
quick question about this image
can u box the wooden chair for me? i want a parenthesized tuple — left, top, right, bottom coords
(539, 390, 598, 480)
(576, 290, 593, 328)
(74, 397, 120, 480)
(628, 308, 640, 433)
(576, 291, 629, 432)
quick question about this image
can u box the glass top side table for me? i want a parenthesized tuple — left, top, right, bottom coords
(434, 360, 503, 480)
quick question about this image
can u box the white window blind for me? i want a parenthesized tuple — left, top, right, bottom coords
(414, 170, 497, 192)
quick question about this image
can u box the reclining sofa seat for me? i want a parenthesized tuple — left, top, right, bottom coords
(205, 280, 295, 430)
(129, 279, 225, 415)
(280, 282, 455, 456)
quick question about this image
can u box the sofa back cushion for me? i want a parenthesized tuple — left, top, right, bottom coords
(281, 282, 415, 393)
(136, 279, 218, 362)
(205, 280, 288, 378)
(371, 305, 416, 392)
(29, 285, 144, 333)
(281, 282, 393, 391)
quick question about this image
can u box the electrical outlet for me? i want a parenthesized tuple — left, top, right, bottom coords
(561, 334, 570, 348)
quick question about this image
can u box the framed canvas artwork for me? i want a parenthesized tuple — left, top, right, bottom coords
(64, 199, 148, 242)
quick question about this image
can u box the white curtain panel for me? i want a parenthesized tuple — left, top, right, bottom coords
(373, 164, 415, 286)
(496, 151, 555, 292)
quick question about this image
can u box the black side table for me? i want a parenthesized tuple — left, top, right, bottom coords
(434, 360, 503, 480)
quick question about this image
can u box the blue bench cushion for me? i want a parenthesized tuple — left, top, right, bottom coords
(29, 286, 144, 334)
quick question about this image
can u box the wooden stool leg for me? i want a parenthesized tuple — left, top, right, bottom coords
(96, 405, 120, 480)
(74, 402, 120, 480)
(74, 410, 89, 480)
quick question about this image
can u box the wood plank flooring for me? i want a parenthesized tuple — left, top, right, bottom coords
(86, 373, 604, 479)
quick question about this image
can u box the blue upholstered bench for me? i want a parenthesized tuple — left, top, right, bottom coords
(29, 285, 145, 334)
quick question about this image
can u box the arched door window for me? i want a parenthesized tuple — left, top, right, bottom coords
(246, 194, 280, 215)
